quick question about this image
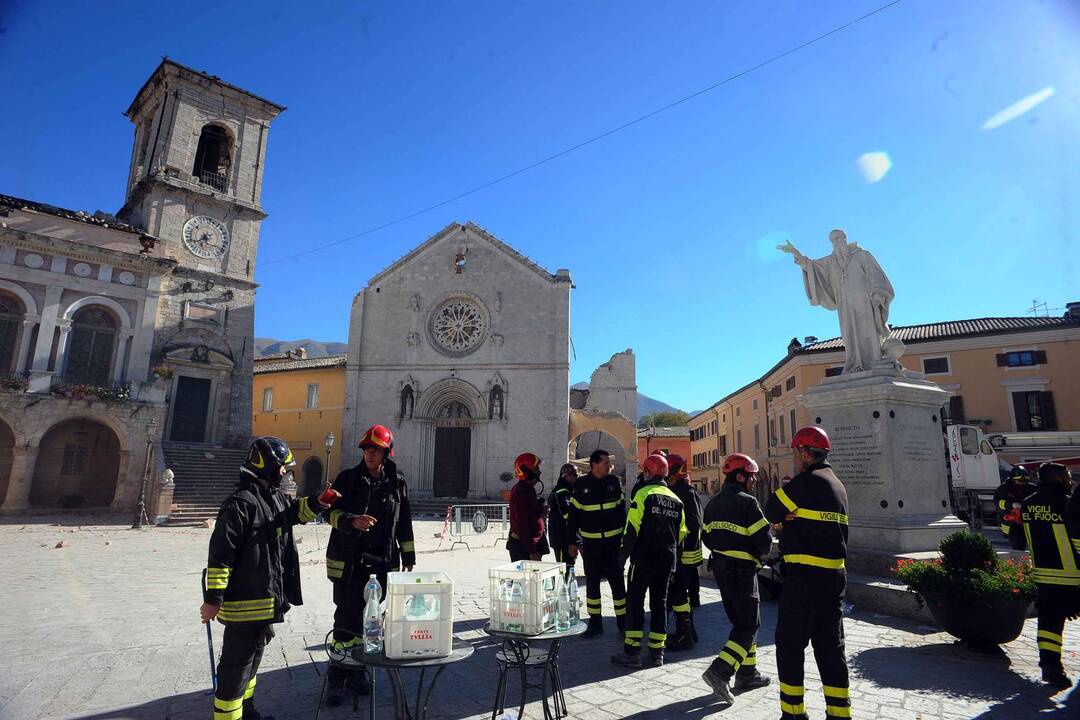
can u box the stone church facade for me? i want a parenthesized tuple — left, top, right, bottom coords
(0, 60, 282, 517)
(342, 222, 574, 497)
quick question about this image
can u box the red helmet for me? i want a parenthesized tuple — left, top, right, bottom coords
(791, 426, 831, 451)
(650, 449, 668, 458)
(666, 454, 688, 477)
(359, 424, 394, 457)
(514, 452, 543, 480)
(722, 453, 759, 475)
(642, 453, 669, 478)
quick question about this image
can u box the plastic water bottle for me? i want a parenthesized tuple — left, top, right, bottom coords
(555, 577, 571, 632)
(567, 571, 580, 625)
(510, 580, 524, 602)
(363, 573, 382, 603)
(363, 575, 383, 654)
(408, 592, 427, 620)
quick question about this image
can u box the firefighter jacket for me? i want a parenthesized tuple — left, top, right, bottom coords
(670, 478, 704, 566)
(1021, 483, 1080, 587)
(568, 472, 627, 544)
(547, 479, 577, 556)
(325, 458, 415, 582)
(204, 476, 322, 624)
(764, 461, 849, 571)
(620, 477, 687, 572)
(702, 481, 772, 567)
(509, 480, 546, 554)
(994, 480, 1034, 537)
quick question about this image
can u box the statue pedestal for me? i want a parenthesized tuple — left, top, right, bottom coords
(802, 367, 967, 562)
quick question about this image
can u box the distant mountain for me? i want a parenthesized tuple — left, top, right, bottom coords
(255, 338, 348, 358)
(571, 382, 683, 422)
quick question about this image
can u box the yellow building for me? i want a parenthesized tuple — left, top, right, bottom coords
(691, 311, 1080, 498)
(252, 351, 347, 494)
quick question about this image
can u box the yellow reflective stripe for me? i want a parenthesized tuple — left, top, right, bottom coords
(613, 606, 626, 616)
(717, 650, 739, 668)
(298, 496, 316, 523)
(1038, 630, 1063, 643)
(775, 488, 797, 512)
(221, 598, 274, 611)
(586, 598, 602, 606)
(625, 637, 641, 647)
(785, 553, 845, 570)
(571, 498, 622, 512)
(624, 629, 643, 638)
(794, 508, 849, 525)
(206, 567, 231, 589)
(330, 509, 345, 528)
(742, 655, 757, 666)
(612, 598, 626, 607)
(747, 517, 769, 535)
(681, 549, 703, 564)
(672, 602, 691, 613)
(206, 567, 231, 576)
(725, 639, 748, 659)
(716, 549, 761, 566)
(243, 677, 257, 699)
(1072, 539, 1080, 552)
(579, 528, 623, 539)
(998, 499, 1008, 510)
(1039, 641, 1062, 652)
(826, 707, 852, 718)
(705, 520, 752, 535)
(823, 685, 850, 699)
(781, 703, 806, 715)
(1052, 524, 1078, 571)
(400, 541, 415, 552)
(779, 683, 804, 696)
(218, 608, 275, 621)
(1033, 567, 1080, 580)
(214, 697, 244, 711)
(214, 709, 242, 720)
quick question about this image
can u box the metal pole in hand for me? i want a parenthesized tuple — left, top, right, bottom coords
(202, 569, 218, 691)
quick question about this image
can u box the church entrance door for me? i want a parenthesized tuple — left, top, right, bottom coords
(170, 376, 211, 442)
(433, 426, 470, 497)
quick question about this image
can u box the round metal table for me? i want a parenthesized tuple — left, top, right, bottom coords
(484, 622, 587, 720)
(317, 638, 474, 720)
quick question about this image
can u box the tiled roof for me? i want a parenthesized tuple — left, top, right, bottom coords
(800, 316, 1080, 352)
(638, 426, 690, 438)
(253, 355, 347, 374)
(0, 193, 147, 235)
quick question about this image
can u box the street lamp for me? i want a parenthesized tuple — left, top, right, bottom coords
(132, 417, 158, 529)
(324, 431, 335, 488)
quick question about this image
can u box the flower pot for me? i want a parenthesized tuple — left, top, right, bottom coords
(921, 589, 1030, 650)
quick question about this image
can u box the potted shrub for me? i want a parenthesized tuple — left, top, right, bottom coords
(151, 365, 174, 381)
(1, 373, 29, 392)
(499, 471, 514, 502)
(894, 530, 1034, 652)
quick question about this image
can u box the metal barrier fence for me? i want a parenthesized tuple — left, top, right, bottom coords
(440, 503, 509, 550)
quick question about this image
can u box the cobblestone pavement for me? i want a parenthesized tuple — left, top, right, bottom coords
(1, 516, 1077, 719)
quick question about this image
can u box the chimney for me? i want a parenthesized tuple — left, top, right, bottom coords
(1066, 302, 1080, 319)
(295, 347, 308, 360)
(804, 336, 818, 344)
(787, 337, 802, 354)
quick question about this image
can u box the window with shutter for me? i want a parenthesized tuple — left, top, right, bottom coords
(1040, 391, 1058, 430)
(923, 357, 950, 374)
(65, 307, 117, 385)
(948, 396, 965, 425)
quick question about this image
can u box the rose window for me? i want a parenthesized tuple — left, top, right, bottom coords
(429, 299, 487, 356)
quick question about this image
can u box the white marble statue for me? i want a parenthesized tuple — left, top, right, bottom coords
(779, 229, 901, 374)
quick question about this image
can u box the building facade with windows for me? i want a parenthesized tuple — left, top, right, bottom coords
(0, 60, 282, 518)
(637, 426, 691, 471)
(689, 311, 1080, 501)
(252, 351, 346, 496)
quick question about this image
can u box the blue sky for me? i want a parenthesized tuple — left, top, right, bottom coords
(1, 1, 1077, 412)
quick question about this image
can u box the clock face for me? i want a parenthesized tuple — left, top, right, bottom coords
(182, 216, 230, 259)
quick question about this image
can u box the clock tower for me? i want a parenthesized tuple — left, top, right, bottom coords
(119, 59, 284, 447)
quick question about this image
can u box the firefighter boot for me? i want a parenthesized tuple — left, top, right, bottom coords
(1042, 666, 1072, 689)
(242, 699, 275, 720)
(644, 648, 664, 668)
(732, 668, 771, 693)
(610, 649, 642, 668)
(582, 615, 604, 638)
(701, 658, 734, 704)
(665, 613, 695, 651)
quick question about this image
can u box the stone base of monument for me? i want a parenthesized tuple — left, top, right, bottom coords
(802, 365, 968, 563)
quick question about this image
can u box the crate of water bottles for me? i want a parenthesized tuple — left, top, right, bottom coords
(384, 571, 455, 659)
(489, 560, 573, 635)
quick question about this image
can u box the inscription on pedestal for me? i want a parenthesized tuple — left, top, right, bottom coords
(827, 423, 885, 487)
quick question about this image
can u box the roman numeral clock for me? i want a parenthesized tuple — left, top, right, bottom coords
(182, 215, 230, 259)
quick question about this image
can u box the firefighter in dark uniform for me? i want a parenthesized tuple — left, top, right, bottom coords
(764, 427, 850, 720)
(995, 466, 1034, 550)
(548, 463, 580, 567)
(611, 453, 687, 668)
(201, 437, 333, 720)
(1021, 462, 1079, 688)
(507, 452, 548, 561)
(700, 453, 772, 703)
(630, 450, 667, 499)
(664, 453, 703, 651)
(567, 449, 629, 637)
(323, 425, 416, 705)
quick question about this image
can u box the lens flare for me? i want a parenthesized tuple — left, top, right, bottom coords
(856, 152, 892, 183)
(981, 86, 1055, 130)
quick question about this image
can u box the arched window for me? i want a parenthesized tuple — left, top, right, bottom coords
(488, 385, 504, 420)
(0, 293, 24, 374)
(193, 124, 232, 192)
(438, 400, 471, 419)
(65, 307, 117, 386)
(400, 384, 414, 419)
